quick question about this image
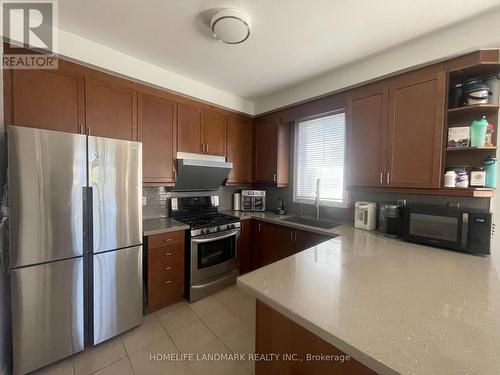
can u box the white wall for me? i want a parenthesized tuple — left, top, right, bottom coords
(57, 29, 254, 115)
(254, 9, 500, 114)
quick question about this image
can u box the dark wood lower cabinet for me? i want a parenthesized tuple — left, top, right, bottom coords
(249, 220, 333, 270)
(256, 301, 376, 375)
(238, 220, 253, 274)
(145, 230, 185, 313)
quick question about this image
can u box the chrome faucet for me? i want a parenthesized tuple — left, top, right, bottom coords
(315, 178, 321, 220)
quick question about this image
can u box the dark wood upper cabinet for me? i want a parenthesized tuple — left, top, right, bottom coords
(138, 92, 177, 184)
(177, 104, 227, 156)
(254, 117, 289, 187)
(5, 63, 85, 134)
(85, 77, 137, 140)
(386, 66, 445, 188)
(227, 115, 253, 185)
(177, 102, 203, 154)
(348, 84, 388, 187)
(203, 109, 227, 156)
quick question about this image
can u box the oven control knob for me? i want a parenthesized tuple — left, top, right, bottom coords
(200, 229, 205, 235)
(217, 226, 221, 231)
(230, 224, 235, 229)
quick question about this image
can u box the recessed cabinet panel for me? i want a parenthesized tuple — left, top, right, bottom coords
(348, 85, 388, 187)
(138, 93, 176, 184)
(254, 118, 279, 183)
(203, 109, 227, 156)
(86, 78, 137, 140)
(9, 66, 84, 134)
(177, 103, 203, 154)
(387, 70, 445, 188)
(227, 116, 253, 184)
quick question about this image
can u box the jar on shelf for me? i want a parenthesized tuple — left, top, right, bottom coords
(444, 171, 457, 188)
(448, 166, 470, 188)
(470, 167, 486, 187)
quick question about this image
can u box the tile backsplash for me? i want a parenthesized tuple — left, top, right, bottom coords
(143, 186, 242, 219)
(265, 185, 491, 224)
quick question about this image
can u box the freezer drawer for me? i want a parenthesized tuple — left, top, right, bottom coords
(93, 246, 143, 344)
(88, 136, 142, 253)
(8, 126, 86, 267)
(11, 258, 84, 375)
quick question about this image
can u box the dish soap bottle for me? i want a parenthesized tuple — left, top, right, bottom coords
(470, 116, 488, 147)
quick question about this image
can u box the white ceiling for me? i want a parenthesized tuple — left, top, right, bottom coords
(59, 0, 500, 101)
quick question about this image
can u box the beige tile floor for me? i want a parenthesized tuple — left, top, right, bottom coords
(31, 285, 256, 375)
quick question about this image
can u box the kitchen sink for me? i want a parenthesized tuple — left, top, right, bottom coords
(282, 216, 340, 229)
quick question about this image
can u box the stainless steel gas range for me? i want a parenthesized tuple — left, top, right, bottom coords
(169, 196, 240, 302)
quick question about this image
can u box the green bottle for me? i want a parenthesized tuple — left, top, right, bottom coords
(470, 116, 488, 147)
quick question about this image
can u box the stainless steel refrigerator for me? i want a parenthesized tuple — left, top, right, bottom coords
(8, 126, 143, 374)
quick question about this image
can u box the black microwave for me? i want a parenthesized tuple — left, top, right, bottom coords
(402, 204, 491, 255)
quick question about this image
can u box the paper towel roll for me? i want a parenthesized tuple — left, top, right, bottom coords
(233, 193, 241, 211)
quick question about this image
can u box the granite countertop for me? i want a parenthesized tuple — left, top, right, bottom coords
(143, 217, 189, 236)
(237, 226, 500, 375)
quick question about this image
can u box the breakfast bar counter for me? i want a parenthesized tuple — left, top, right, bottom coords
(237, 225, 500, 374)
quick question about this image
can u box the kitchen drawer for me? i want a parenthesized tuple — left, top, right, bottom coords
(148, 230, 184, 249)
(148, 257, 183, 280)
(148, 243, 184, 264)
(148, 276, 184, 308)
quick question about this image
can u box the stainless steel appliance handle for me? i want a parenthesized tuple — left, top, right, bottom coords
(191, 228, 240, 243)
(191, 270, 237, 290)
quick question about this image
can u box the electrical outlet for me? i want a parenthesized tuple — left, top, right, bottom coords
(142, 196, 147, 206)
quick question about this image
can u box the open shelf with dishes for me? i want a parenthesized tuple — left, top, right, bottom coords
(444, 59, 498, 195)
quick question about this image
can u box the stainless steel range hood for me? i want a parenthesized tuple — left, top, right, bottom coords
(173, 152, 233, 191)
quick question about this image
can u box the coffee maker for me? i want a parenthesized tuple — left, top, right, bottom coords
(378, 203, 404, 237)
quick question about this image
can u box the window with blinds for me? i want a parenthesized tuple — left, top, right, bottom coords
(294, 112, 347, 207)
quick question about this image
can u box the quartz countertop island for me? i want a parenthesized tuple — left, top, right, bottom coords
(237, 225, 500, 374)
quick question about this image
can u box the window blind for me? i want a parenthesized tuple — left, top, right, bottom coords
(294, 112, 346, 206)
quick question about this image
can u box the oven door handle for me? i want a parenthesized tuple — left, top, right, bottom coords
(191, 228, 240, 243)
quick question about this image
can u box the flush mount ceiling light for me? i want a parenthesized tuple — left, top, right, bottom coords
(210, 8, 251, 44)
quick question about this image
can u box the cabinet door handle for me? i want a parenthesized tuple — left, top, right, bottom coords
(163, 238, 172, 242)
(79, 125, 85, 134)
(164, 280, 172, 284)
(387, 172, 391, 185)
(380, 172, 383, 184)
(87, 125, 91, 135)
(294, 232, 297, 241)
(289, 231, 293, 241)
(273, 173, 277, 182)
(205, 144, 209, 153)
(164, 266, 172, 271)
(164, 252, 172, 256)
(258, 223, 261, 232)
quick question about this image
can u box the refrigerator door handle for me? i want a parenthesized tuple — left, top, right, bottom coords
(83, 186, 93, 254)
